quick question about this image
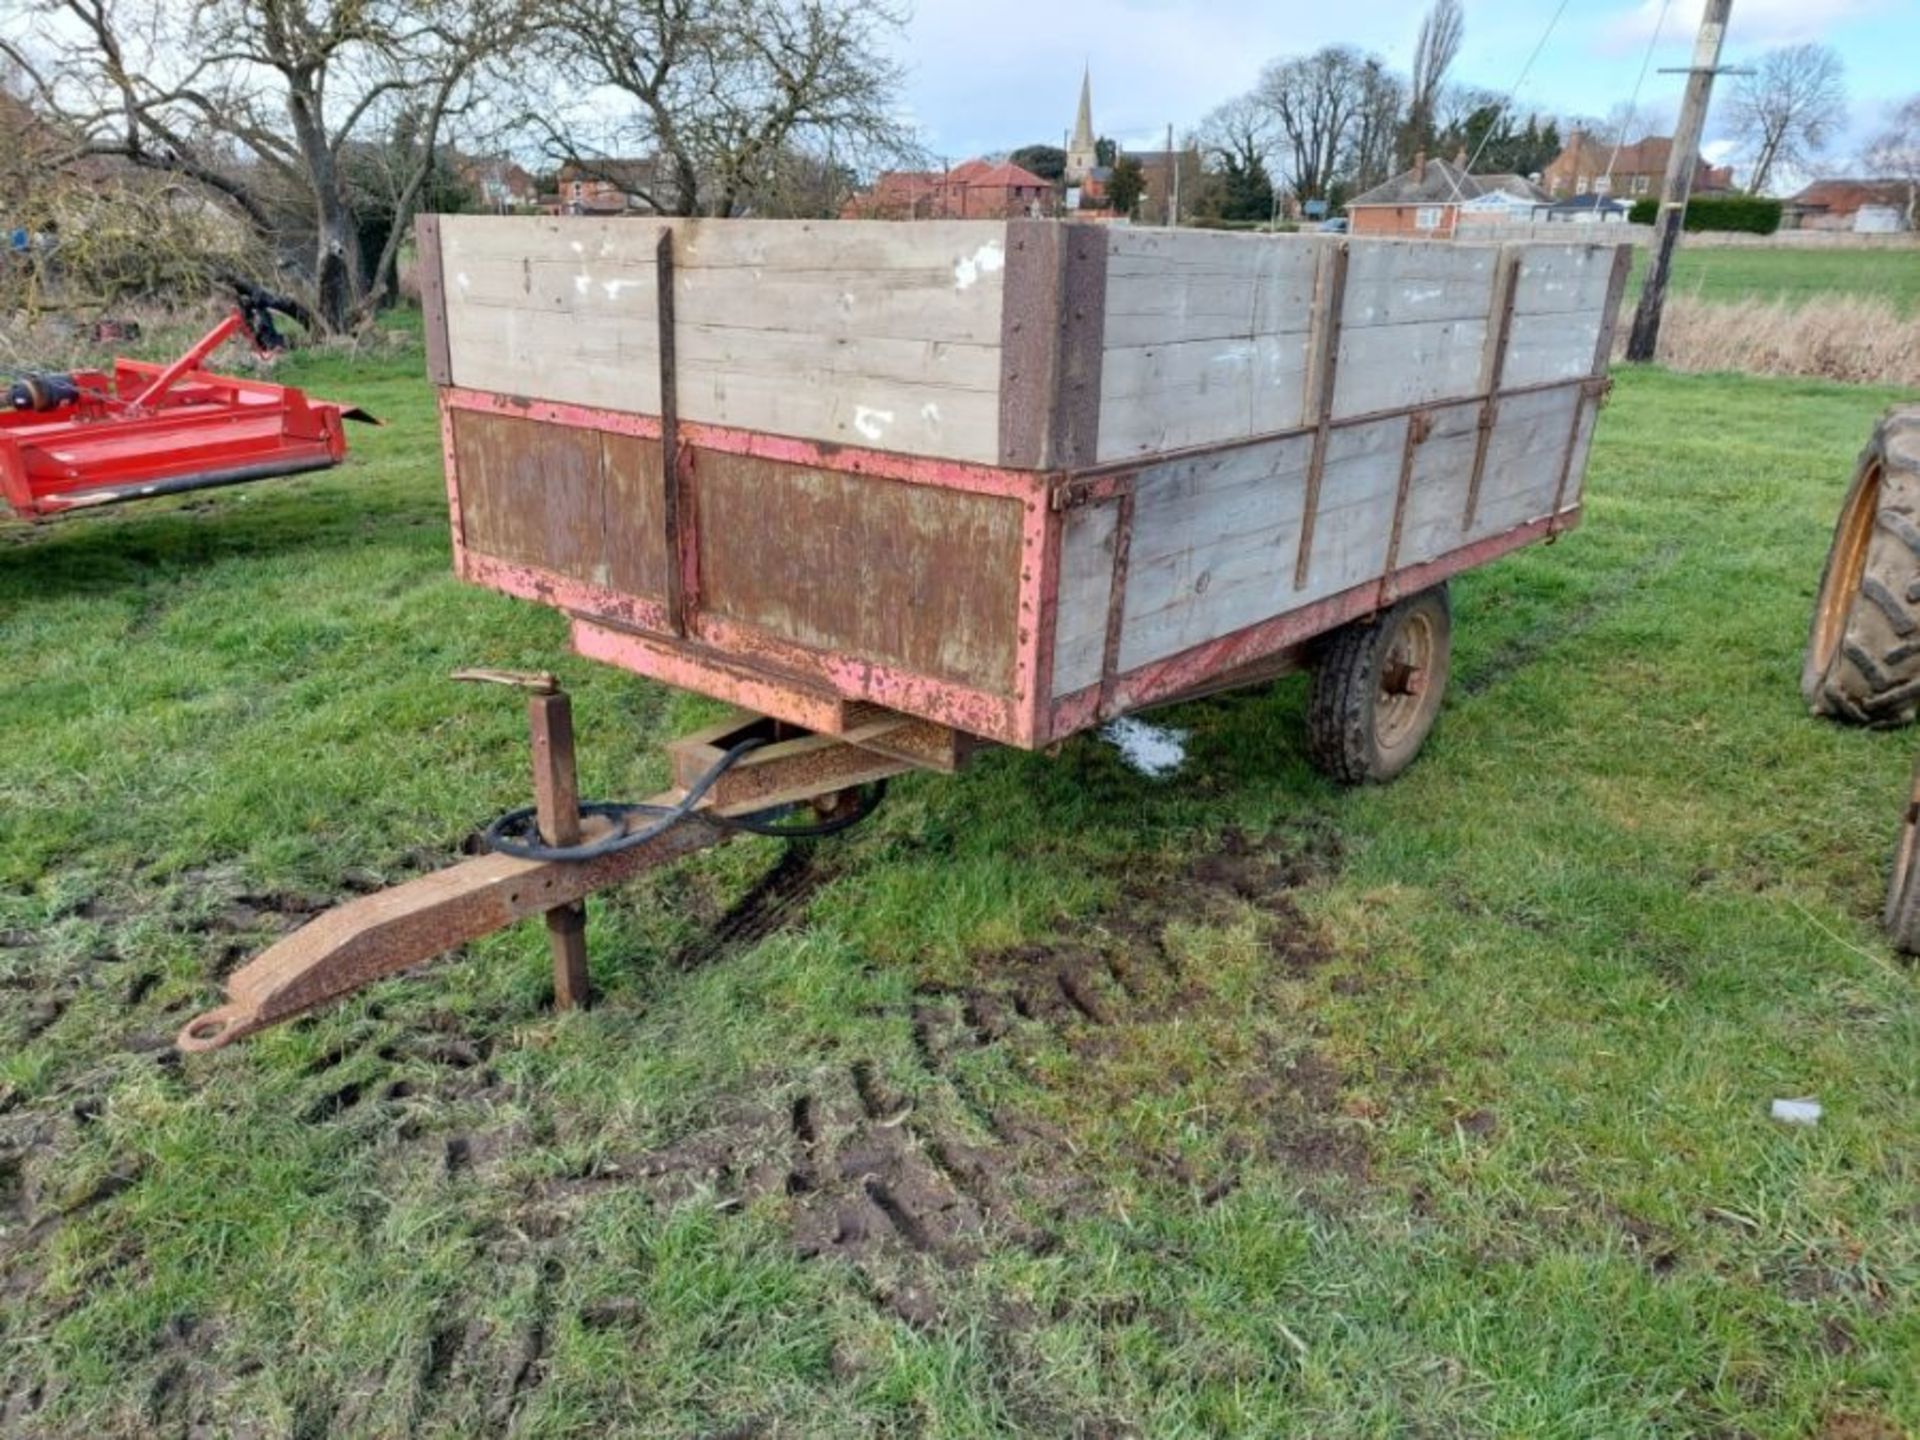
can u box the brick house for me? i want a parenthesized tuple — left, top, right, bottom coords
(556, 158, 674, 215)
(459, 156, 540, 213)
(1787, 179, 1915, 232)
(1541, 132, 1732, 202)
(1344, 156, 1546, 237)
(842, 158, 1056, 220)
(1122, 147, 1206, 225)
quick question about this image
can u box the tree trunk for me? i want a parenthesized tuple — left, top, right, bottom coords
(284, 77, 365, 333)
(314, 190, 364, 333)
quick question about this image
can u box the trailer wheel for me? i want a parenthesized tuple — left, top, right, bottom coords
(1884, 762, 1920, 953)
(1308, 584, 1452, 785)
(1803, 406, 1920, 726)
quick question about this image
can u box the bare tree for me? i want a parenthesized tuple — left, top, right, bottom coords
(1, 0, 523, 330)
(1195, 96, 1276, 221)
(1864, 94, 1920, 230)
(537, 0, 918, 218)
(1350, 58, 1405, 191)
(1729, 43, 1846, 196)
(1257, 46, 1371, 203)
(1198, 95, 1274, 181)
(1399, 0, 1462, 168)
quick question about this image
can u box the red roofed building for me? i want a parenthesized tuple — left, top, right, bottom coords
(843, 158, 1057, 220)
(1787, 178, 1915, 232)
(1542, 132, 1732, 202)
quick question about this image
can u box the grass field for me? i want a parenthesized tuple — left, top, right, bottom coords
(1632, 245, 1920, 315)
(2, 330, 1919, 1438)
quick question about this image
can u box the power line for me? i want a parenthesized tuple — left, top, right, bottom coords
(1442, 0, 1574, 201)
(1604, 0, 1676, 192)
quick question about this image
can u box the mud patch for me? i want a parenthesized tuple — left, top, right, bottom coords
(665, 848, 837, 974)
(523, 826, 1356, 1328)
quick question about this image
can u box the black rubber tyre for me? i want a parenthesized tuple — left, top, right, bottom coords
(1803, 405, 1920, 726)
(1884, 761, 1920, 953)
(1307, 584, 1452, 785)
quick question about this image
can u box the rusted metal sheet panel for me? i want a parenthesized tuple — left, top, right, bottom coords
(450, 408, 669, 599)
(694, 451, 1026, 694)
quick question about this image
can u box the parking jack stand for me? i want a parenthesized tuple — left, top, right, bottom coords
(527, 687, 591, 1010)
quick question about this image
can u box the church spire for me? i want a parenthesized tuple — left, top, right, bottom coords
(1066, 64, 1098, 184)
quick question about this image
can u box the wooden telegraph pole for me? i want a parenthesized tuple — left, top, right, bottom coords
(1626, 0, 1738, 362)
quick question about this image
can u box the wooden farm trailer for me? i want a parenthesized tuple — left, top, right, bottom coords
(178, 218, 1629, 1050)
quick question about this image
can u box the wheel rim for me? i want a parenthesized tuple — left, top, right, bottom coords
(1887, 767, 1920, 931)
(1810, 458, 1882, 680)
(1375, 610, 1438, 755)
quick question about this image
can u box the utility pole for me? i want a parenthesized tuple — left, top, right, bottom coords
(1166, 122, 1177, 226)
(1626, 0, 1737, 362)
(1159, 123, 1175, 226)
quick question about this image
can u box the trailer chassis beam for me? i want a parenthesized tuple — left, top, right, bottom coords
(177, 684, 955, 1052)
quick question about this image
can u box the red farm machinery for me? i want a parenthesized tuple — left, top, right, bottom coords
(1, 281, 370, 522)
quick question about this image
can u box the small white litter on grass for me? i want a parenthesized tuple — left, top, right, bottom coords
(1102, 717, 1188, 778)
(1770, 1097, 1822, 1126)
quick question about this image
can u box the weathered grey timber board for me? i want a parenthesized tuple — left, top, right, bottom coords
(1088, 232, 1622, 463)
(1101, 381, 1595, 678)
(439, 216, 1014, 463)
(435, 216, 1623, 475)
(1052, 502, 1121, 697)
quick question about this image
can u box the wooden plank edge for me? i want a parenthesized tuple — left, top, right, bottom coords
(416, 214, 453, 387)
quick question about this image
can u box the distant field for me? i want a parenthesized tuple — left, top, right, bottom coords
(1632, 245, 1920, 314)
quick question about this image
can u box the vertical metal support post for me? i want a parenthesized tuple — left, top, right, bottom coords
(1295, 240, 1350, 590)
(656, 226, 691, 637)
(529, 690, 591, 1009)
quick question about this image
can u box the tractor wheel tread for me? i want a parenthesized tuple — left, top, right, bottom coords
(1805, 406, 1920, 726)
(1878, 508, 1920, 559)
(1861, 576, 1918, 636)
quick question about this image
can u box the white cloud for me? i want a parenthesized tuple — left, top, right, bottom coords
(1605, 0, 1896, 51)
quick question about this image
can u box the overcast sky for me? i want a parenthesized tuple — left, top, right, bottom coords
(891, 0, 1918, 181)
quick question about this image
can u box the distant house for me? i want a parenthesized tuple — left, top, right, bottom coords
(1532, 193, 1634, 224)
(1541, 131, 1732, 202)
(556, 158, 673, 215)
(842, 158, 1056, 221)
(459, 156, 540, 213)
(1345, 156, 1547, 237)
(1124, 148, 1207, 225)
(1787, 179, 1915, 232)
(1457, 186, 1549, 225)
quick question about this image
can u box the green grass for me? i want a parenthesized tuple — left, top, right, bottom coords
(1629, 244, 1920, 315)
(1, 331, 1917, 1438)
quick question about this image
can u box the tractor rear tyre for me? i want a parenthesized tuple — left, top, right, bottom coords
(1803, 406, 1920, 726)
(1308, 584, 1452, 785)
